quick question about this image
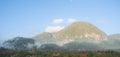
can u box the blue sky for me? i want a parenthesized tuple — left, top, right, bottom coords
(0, 0, 120, 42)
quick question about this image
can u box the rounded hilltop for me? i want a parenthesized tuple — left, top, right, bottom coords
(53, 21, 107, 41)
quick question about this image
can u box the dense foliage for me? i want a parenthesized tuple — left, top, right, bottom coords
(3, 37, 35, 50)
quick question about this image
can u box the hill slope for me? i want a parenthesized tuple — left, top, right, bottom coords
(53, 22, 107, 45)
(34, 22, 108, 46)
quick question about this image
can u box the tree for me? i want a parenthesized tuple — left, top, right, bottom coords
(3, 37, 35, 50)
(40, 44, 61, 51)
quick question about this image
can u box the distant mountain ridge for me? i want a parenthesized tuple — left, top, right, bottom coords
(34, 22, 108, 46)
(107, 34, 120, 49)
(53, 22, 107, 41)
(3, 22, 120, 51)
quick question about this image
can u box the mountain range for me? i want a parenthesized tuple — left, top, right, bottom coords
(34, 22, 108, 46)
(3, 21, 120, 51)
(33, 22, 120, 50)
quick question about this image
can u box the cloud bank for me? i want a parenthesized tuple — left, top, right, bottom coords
(45, 18, 77, 33)
(53, 19, 64, 25)
(45, 26, 64, 33)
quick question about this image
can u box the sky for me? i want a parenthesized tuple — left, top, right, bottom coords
(0, 0, 120, 43)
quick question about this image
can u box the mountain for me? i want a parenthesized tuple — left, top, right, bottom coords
(97, 34, 120, 50)
(3, 37, 35, 50)
(108, 34, 120, 40)
(3, 22, 120, 51)
(34, 22, 108, 46)
(53, 22, 107, 45)
(107, 34, 120, 49)
(62, 42, 103, 51)
(34, 32, 55, 47)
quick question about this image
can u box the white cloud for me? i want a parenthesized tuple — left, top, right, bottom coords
(53, 19, 64, 25)
(44, 18, 78, 33)
(68, 18, 77, 23)
(45, 26, 64, 33)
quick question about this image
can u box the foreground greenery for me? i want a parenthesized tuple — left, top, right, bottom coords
(0, 48, 120, 57)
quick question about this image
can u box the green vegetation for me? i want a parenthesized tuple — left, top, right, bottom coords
(3, 37, 35, 50)
(0, 48, 120, 57)
(1, 22, 120, 57)
(63, 42, 102, 51)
